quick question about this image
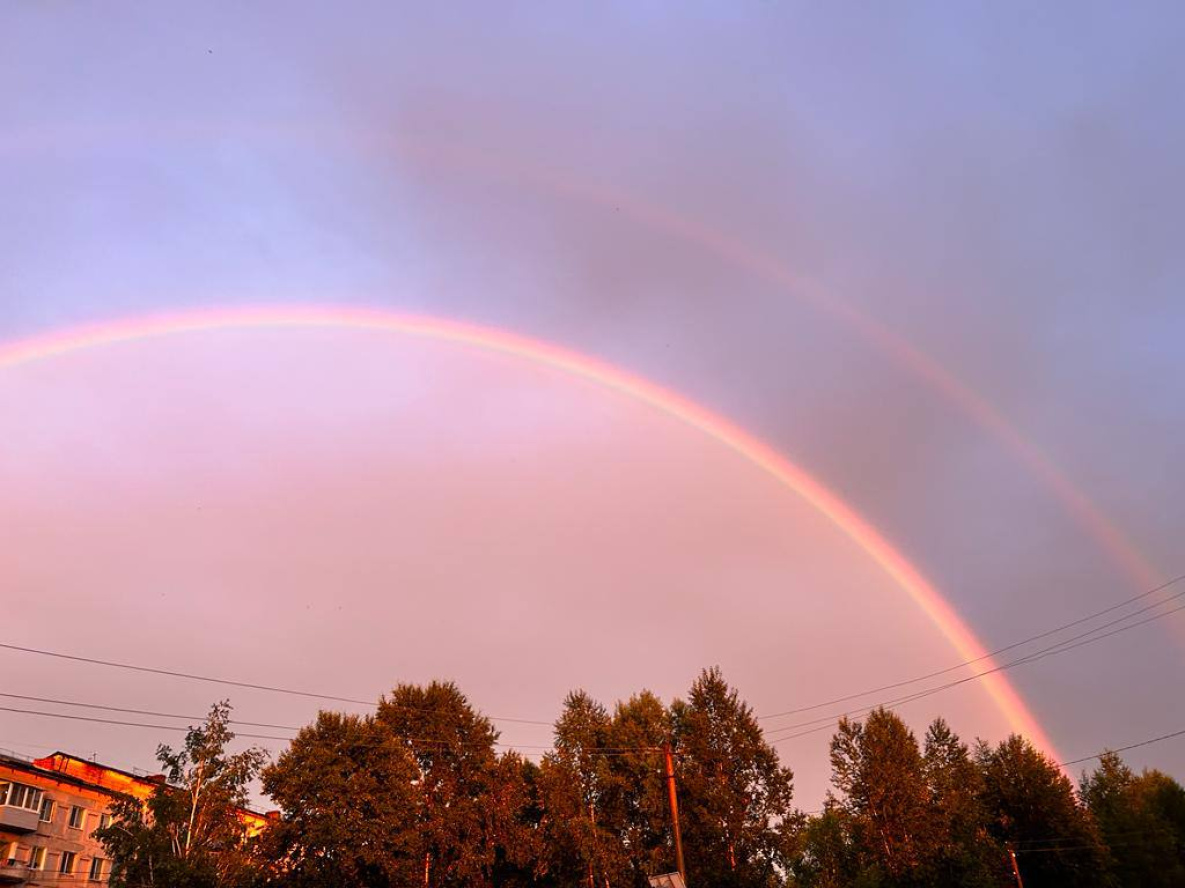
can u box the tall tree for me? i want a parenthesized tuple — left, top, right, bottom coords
(1080, 751, 1185, 887)
(828, 708, 933, 885)
(671, 667, 794, 888)
(787, 804, 860, 888)
(606, 691, 676, 885)
(920, 719, 1006, 887)
(375, 681, 530, 888)
(98, 702, 267, 888)
(537, 691, 631, 888)
(260, 711, 423, 887)
(977, 735, 1109, 888)
(481, 752, 545, 888)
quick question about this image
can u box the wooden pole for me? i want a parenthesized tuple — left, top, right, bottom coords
(664, 742, 687, 886)
(1007, 845, 1024, 888)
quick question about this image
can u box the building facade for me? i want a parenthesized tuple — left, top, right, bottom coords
(0, 751, 157, 886)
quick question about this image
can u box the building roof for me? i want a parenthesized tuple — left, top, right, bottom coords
(2, 750, 270, 826)
(0, 751, 138, 800)
(33, 752, 162, 799)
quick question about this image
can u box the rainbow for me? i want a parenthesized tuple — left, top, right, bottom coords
(2, 123, 1159, 591)
(0, 304, 1060, 758)
(420, 142, 1162, 593)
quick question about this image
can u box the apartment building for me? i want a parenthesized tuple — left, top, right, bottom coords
(1, 750, 272, 886)
(0, 751, 157, 886)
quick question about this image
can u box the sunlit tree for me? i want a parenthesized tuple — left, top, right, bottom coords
(671, 667, 794, 888)
(828, 708, 932, 884)
(1080, 750, 1185, 887)
(260, 710, 422, 887)
(921, 719, 1006, 887)
(98, 702, 267, 888)
(977, 735, 1109, 888)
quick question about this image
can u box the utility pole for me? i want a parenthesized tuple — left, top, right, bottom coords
(1007, 844, 1024, 888)
(664, 742, 687, 887)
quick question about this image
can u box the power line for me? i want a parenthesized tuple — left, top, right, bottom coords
(766, 598, 1185, 744)
(759, 573, 1185, 722)
(765, 598, 1185, 742)
(0, 641, 553, 726)
(0, 691, 299, 731)
(1058, 727, 1185, 768)
(4, 575, 1183, 763)
(3, 573, 1181, 738)
(763, 591, 1185, 744)
(1012, 826, 1176, 848)
(0, 699, 672, 758)
(0, 704, 292, 742)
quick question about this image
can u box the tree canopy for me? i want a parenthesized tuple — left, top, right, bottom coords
(98, 702, 267, 888)
(101, 676, 1185, 888)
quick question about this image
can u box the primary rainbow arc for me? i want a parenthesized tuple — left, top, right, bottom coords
(0, 304, 1060, 759)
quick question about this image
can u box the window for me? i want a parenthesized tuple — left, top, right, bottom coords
(99, 812, 112, 830)
(0, 781, 43, 811)
(69, 805, 86, 829)
(89, 857, 107, 881)
(1, 841, 15, 865)
(30, 847, 46, 870)
(40, 796, 55, 822)
(59, 850, 76, 874)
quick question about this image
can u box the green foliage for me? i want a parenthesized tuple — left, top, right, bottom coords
(827, 708, 932, 884)
(538, 691, 632, 887)
(978, 734, 1109, 888)
(606, 691, 678, 884)
(105, 678, 1185, 888)
(671, 667, 795, 888)
(535, 688, 677, 887)
(259, 711, 422, 886)
(788, 805, 861, 888)
(97, 701, 267, 888)
(920, 719, 1007, 887)
(261, 682, 538, 888)
(1080, 752, 1185, 887)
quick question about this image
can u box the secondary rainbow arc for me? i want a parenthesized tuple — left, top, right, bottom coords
(0, 304, 1060, 760)
(2, 122, 1159, 591)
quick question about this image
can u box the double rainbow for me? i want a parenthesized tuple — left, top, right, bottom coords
(0, 304, 1059, 758)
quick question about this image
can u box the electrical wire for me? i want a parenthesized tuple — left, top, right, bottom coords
(763, 591, 1185, 744)
(759, 573, 1185, 721)
(3, 573, 1180, 739)
(0, 691, 299, 731)
(0, 641, 552, 726)
(3, 575, 1183, 765)
(1058, 726, 1185, 768)
(0, 705, 293, 741)
(0, 701, 672, 758)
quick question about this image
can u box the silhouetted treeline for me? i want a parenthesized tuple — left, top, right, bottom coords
(100, 669, 1185, 888)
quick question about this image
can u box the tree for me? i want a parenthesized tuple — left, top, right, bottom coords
(98, 701, 267, 888)
(920, 719, 1005, 887)
(479, 752, 545, 888)
(828, 708, 933, 885)
(606, 691, 676, 885)
(259, 711, 423, 887)
(1080, 751, 1185, 887)
(787, 804, 861, 888)
(977, 735, 1109, 888)
(671, 667, 795, 888)
(375, 681, 533, 888)
(263, 684, 539, 888)
(537, 690, 631, 888)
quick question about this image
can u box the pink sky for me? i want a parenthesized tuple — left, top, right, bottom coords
(0, 326, 1014, 805)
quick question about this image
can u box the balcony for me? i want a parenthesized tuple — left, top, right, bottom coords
(0, 806, 38, 834)
(0, 861, 26, 883)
